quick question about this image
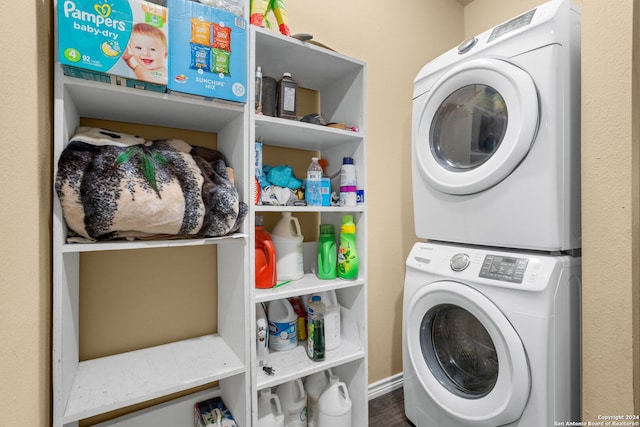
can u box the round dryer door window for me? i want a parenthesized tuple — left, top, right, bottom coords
(406, 280, 531, 426)
(414, 58, 539, 195)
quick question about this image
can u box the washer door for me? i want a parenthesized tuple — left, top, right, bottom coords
(406, 281, 530, 426)
(414, 58, 539, 195)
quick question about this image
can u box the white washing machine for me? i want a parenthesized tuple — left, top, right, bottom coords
(402, 241, 581, 427)
(412, 0, 581, 252)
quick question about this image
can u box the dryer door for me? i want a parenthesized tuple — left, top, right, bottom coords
(406, 280, 530, 426)
(414, 57, 539, 195)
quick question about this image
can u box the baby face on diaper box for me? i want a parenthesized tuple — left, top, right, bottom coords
(58, 0, 168, 86)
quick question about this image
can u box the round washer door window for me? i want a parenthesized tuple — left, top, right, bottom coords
(414, 58, 539, 195)
(406, 281, 530, 426)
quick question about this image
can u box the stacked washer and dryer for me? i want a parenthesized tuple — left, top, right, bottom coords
(403, 1, 582, 426)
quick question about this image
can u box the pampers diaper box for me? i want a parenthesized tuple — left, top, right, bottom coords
(167, 0, 247, 103)
(57, 0, 168, 91)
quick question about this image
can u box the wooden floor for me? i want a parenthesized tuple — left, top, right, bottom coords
(368, 387, 414, 427)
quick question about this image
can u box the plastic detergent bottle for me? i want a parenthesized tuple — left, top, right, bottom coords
(258, 388, 285, 427)
(306, 296, 326, 361)
(275, 378, 308, 427)
(271, 212, 304, 281)
(339, 157, 357, 207)
(305, 157, 323, 207)
(317, 224, 337, 280)
(304, 369, 334, 427)
(289, 296, 307, 341)
(256, 215, 277, 288)
(317, 375, 352, 427)
(337, 215, 359, 280)
(312, 291, 341, 351)
(268, 299, 298, 351)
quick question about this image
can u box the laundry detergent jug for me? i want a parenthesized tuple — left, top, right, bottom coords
(304, 369, 334, 427)
(317, 224, 337, 280)
(258, 388, 285, 427)
(268, 298, 298, 351)
(256, 215, 277, 288)
(317, 375, 352, 427)
(275, 378, 307, 427)
(271, 212, 304, 281)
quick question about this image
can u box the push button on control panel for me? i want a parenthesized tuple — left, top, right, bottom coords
(450, 253, 471, 272)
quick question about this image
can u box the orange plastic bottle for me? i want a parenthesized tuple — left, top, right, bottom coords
(255, 216, 277, 288)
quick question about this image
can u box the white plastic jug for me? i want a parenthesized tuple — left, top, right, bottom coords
(317, 375, 352, 427)
(268, 299, 298, 351)
(258, 388, 285, 427)
(275, 378, 307, 427)
(304, 369, 334, 427)
(271, 212, 304, 281)
(311, 291, 341, 351)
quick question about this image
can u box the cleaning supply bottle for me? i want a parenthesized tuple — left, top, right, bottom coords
(271, 212, 304, 281)
(256, 215, 277, 288)
(268, 299, 298, 351)
(337, 215, 359, 280)
(304, 369, 335, 427)
(258, 388, 285, 427)
(317, 375, 352, 427)
(317, 224, 337, 280)
(275, 378, 308, 427)
(305, 157, 323, 207)
(312, 290, 341, 351)
(306, 295, 325, 361)
(289, 296, 307, 341)
(339, 157, 357, 207)
(277, 72, 298, 120)
(255, 65, 264, 114)
(256, 302, 269, 366)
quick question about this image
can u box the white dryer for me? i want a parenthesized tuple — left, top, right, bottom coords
(412, 0, 581, 251)
(402, 241, 581, 427)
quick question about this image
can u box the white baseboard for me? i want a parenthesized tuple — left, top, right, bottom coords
(368, 373, 404, 400)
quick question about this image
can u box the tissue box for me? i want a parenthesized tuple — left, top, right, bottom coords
(167, 0, 247, 103)
(57, 0, 169, 90)
(194, 396, 238, 427)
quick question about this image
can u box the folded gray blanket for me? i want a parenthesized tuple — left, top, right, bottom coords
(56, 127, 247, 241)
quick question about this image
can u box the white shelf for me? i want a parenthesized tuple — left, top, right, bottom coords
(255, 115, 363, 150)
(255, 273, 364, 303)
(63, 334, 244, 423)
(60, 69, 244, 133)
(60, 233, 247, 253)
(254, 205, 365, 214)
(256, 340, 365, 390)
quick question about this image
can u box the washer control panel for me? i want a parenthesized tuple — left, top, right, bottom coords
(479, 255, 528, 283)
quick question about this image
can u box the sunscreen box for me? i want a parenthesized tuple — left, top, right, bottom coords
(167, 0, 247, 103)
(57, 0, 169, 90)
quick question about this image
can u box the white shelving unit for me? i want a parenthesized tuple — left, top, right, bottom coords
(52, 8, 366, 426)
(249, 27, 368, 427)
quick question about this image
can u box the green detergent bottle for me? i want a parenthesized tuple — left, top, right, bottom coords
(317, 224, 337, 280)
(337, 215, 358, 280)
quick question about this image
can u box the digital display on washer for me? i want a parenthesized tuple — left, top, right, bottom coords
(488, 9, 536, 43)
(479, 255, 528, 283)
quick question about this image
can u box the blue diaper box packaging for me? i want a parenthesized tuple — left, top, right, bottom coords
(167, 0, 247, 103)
(57, 0, 169, 91)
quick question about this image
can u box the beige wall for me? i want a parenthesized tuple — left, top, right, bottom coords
(3, 0, 639, 424)
(0, 1, 52, 426)
(581, 0, 640, 418)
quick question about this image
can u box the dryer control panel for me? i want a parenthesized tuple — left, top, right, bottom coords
(478, 255, 528, 284)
